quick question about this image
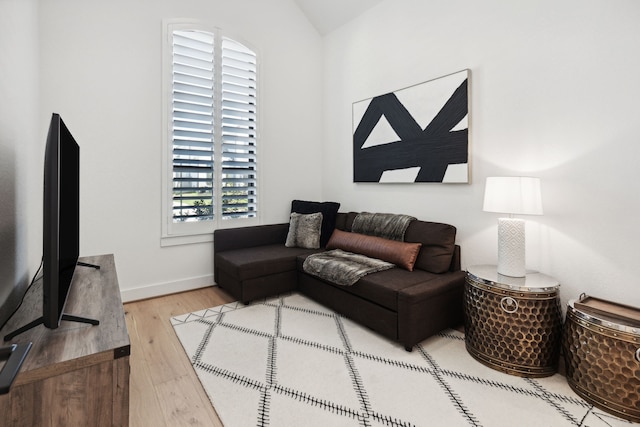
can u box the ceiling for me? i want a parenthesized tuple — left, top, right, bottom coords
(294, 0, 385, 35)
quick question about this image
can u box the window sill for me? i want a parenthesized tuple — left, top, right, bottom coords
(160, 232, 213, 247)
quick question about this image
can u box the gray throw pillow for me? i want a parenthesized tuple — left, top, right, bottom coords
(285, 212, 323, 249)
(291, 200, 340, 247)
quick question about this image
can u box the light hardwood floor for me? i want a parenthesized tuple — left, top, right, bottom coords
(124, 286, 235, 427)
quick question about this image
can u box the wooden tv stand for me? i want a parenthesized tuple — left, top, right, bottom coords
(0, 254, 130, 426)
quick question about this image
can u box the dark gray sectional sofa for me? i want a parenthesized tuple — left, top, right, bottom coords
(213, 211, 466, 350)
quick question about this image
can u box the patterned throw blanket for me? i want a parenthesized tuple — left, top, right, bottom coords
(351, 212, 416, 241)
(303, 249, 395, 287)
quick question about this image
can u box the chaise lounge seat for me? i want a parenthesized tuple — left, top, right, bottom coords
(214, 224, 324, 304)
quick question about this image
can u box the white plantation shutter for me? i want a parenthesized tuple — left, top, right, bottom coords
(169, 28, 257, 225)
(172, 30, 214, 222)
(220, 38, 257, 219)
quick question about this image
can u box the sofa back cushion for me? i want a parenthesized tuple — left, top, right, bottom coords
(404, 221, 456, 274)
(334, 212, 456, 274)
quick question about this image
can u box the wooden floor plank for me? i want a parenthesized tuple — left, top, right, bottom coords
(125, 304, 167, 427)
(125, 286, 234, 427)
(155, 374, 220, 427)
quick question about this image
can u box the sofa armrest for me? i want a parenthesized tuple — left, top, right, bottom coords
(214, 223, 289, 253)
(397, 270, 466, 349)
(397, 271, 466, 305)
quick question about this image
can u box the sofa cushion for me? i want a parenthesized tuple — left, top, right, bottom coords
(285, 212, 322, 249)
(296, 255, 446, 311)
(334, 211, 358, 231)
(326, 229, 421, 271)
(404, 221, 456, 273)
(354, 268, 450, 311)
(216, 244, 323, 281)
(291, 200, 340, 247)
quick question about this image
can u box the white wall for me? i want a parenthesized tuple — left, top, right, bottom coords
(0, 0, 41, 326)
(322, 0, 640, 309)
(37, 0, 324, 300)
(10, 0, 639, 310)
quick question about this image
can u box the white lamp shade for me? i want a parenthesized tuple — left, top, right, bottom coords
(483, 176, 543, 215)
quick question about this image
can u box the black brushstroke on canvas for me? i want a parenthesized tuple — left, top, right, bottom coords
(353, 79, 468, 182)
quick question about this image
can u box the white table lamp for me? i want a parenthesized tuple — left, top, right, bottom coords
(483, 177, 543, 277)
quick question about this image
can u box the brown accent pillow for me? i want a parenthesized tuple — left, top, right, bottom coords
(326, 229, 422, 271)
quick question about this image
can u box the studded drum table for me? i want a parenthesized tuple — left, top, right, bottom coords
(463, 265, 562, 378)
(563, 295, 640, 423)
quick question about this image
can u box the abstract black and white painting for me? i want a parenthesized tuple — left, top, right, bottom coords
(352, 70, 469, 183)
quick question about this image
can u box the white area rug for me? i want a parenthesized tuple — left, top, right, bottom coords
(171, 292, 637, 427)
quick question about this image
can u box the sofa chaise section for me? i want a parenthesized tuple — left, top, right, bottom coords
(214, 223, 323, 304)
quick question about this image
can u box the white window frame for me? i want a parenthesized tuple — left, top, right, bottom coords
(161, 19, 260, 246)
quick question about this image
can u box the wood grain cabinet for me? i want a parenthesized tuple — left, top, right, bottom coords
(0, 254, 130, 426)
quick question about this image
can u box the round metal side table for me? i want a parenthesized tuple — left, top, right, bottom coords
(463, 265, 562, 378)
(563, 295, 640, 423)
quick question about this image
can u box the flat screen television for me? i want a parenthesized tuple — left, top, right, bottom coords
(42, 113, 80, 328)
(4, 113, 98, 341)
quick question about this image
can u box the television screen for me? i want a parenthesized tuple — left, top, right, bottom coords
(3, 113, 98, 342)
(42, 113, 80, 329)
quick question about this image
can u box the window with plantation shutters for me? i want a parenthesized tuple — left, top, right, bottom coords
(163, 22, 258, 241)
(172, 30, 215, 222)
(220, 38, 257, 219)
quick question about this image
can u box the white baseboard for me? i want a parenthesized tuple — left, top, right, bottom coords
(121, 274, 215, 303)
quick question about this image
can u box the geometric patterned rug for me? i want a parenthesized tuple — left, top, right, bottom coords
(171, 292, 638, 427)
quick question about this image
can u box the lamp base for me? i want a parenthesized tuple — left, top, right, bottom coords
(497, 218, 526, 277)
